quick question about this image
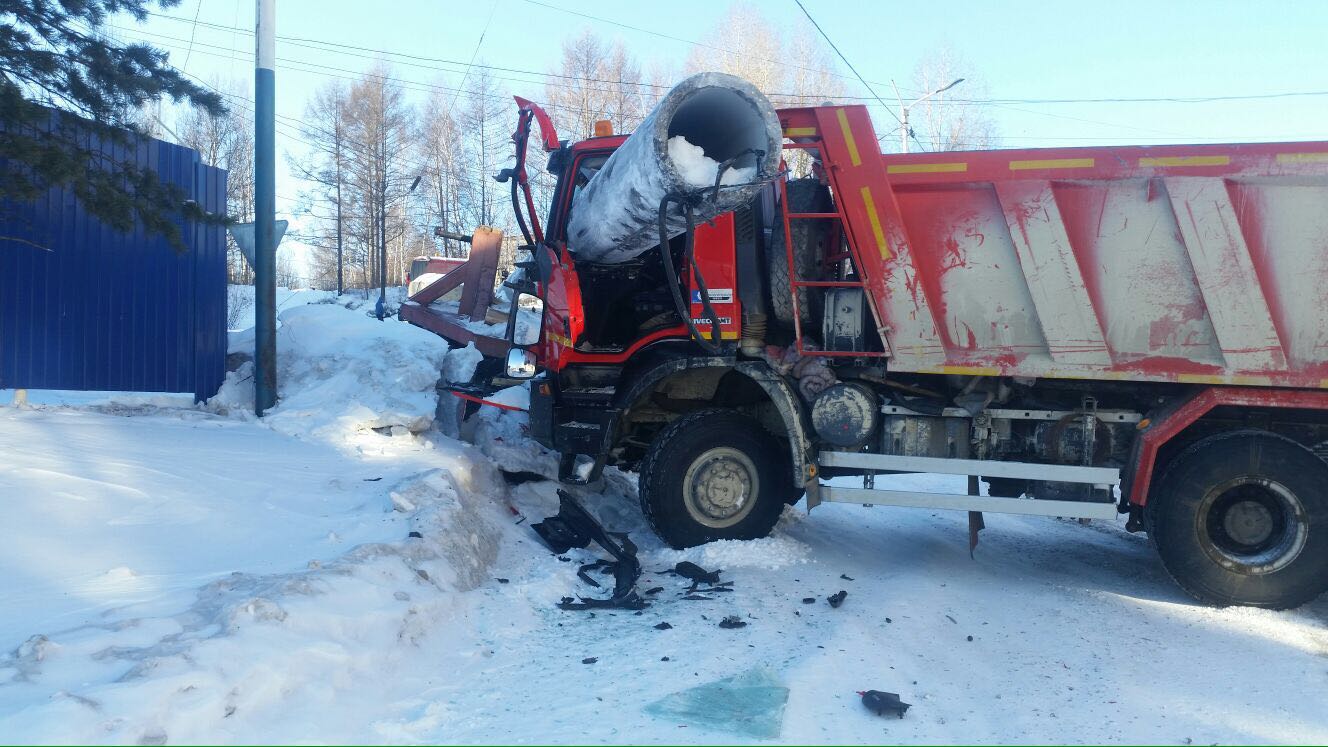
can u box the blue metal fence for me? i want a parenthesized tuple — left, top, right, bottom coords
(0, 112, 229, 402)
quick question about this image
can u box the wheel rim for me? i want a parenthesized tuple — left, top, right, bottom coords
(682, 447, 760, 529)
(1198, 476, 1308, 575)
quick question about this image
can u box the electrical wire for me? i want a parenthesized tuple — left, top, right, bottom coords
(791, 0, 900, 123)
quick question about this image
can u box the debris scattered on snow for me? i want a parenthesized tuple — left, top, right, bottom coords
(718, 616, 748, 629)
(536, 491, 647, 611)
(828, 590, 848, 608)
(653, 622, 672, 631)
(860, 690, 912, 719)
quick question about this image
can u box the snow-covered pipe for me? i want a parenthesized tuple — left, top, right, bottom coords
(566, 72, 782, 264)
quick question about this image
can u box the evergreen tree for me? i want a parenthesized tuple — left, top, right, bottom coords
(0, 0, 226, 248)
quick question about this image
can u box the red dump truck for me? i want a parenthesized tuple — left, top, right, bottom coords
(401, 73, 1328, 609)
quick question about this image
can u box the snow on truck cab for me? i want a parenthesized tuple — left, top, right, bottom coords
(399, 72, 1328, 610)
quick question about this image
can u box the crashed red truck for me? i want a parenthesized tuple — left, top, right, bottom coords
(400, 72, 1328, 610)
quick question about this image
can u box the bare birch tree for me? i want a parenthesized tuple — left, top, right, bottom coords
(178, 77, 254, 284)
(909, 46, 998, 152)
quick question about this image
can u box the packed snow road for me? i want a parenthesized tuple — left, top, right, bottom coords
(1, 293, 1325, 745)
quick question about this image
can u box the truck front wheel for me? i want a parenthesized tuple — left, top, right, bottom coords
(639, 409, 790, 548)
(1148, 430, 1328, 609)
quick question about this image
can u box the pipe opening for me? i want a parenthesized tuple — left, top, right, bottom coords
(666, 86, 769, 175)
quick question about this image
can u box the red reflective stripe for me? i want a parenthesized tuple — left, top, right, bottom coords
(451, 391, 527, 412)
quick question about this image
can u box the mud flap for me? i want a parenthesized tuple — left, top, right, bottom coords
(967, 476, 984, 558)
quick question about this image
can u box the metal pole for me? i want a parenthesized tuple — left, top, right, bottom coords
(254, 0, 277, 414)
(901, 108, 909, 154)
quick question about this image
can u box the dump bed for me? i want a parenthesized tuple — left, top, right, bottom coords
(784, 106, 1328, 389)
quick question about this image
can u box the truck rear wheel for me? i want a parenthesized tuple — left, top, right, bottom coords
(639, 408, 790, 548)
(1148, 430, 1328, 609)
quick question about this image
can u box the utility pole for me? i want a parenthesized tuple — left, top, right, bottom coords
(254, 0, 277, 414)
(892, 78, 965, 154)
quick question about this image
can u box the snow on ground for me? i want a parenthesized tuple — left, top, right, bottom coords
(2, 291, 1327, 744)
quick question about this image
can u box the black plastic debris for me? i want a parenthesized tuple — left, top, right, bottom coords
(827, 590, 847, 608)
(644, 587, 665, 596)
(860, 690, 911, 718)
(582, 657, 598, 664)
(801, 597, 816, 604)
(661, 656, 670, 661)
(668, 561, 723, 590)
(654, 622, 673, 630)
(535, 491, 648, 611)
(496, 578, 510, 584)
(533, 492, 597, 554)
(840, 574, 854, 581)
(500, 469, 547, 485)
(407, 531, 423, 539)
(718, 615, 747, 629)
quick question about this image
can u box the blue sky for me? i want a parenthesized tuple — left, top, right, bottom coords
(107, 0, 1328, 262)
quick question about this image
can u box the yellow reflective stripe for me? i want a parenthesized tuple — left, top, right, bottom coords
(698, 330, 740, 340)
(1009, 158, 1095, 170)
(1139, 155, 1229, 167)
(783, 127, 818, 137)
(859, 186, 890, 260)
(887, 162, 968, 174)
(1277, 152, 1328, 164)
(835, 108, 861, 167)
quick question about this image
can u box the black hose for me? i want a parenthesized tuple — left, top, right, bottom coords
(657, 192, 722, 354)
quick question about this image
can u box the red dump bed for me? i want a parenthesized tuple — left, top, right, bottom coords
(780, 105, 1328, 390)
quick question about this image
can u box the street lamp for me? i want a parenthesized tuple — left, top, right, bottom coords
(891, 78, 964, 153)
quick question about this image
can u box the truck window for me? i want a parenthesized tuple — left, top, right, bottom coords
(569, 155, 608, 214)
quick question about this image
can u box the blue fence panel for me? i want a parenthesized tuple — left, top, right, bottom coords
(0, 109, 229, 402)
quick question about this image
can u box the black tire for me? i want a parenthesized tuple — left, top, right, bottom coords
(639, 408, 792, 548)
(769, 179, 833, 329)
(1147, 430, 1328, 609)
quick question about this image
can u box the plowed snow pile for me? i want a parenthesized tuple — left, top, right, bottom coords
(2, 288, 1326, 745)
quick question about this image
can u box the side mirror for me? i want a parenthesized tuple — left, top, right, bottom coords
(513, 292, 543, 347)
(505, 347, 537, 379)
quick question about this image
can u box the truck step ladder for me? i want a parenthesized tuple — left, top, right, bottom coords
(777, 169, 889, 360)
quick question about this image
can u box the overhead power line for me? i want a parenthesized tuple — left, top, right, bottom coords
(139, 11, 1328, 109)
(791, 0, 901, 123)
(517, 0, 919, 94)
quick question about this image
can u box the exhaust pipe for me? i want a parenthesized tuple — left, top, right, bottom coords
(566, 72, 781, 264)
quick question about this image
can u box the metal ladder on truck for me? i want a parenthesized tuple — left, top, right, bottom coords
(776, 106, 1122, 520)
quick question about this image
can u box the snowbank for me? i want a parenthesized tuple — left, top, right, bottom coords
(212, 301, 452, 441)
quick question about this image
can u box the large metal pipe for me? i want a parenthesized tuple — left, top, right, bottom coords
(566, 72, 781, 264)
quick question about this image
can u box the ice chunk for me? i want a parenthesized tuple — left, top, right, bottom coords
(644, 667, 789, 739)
(667, 135, 755, 188)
